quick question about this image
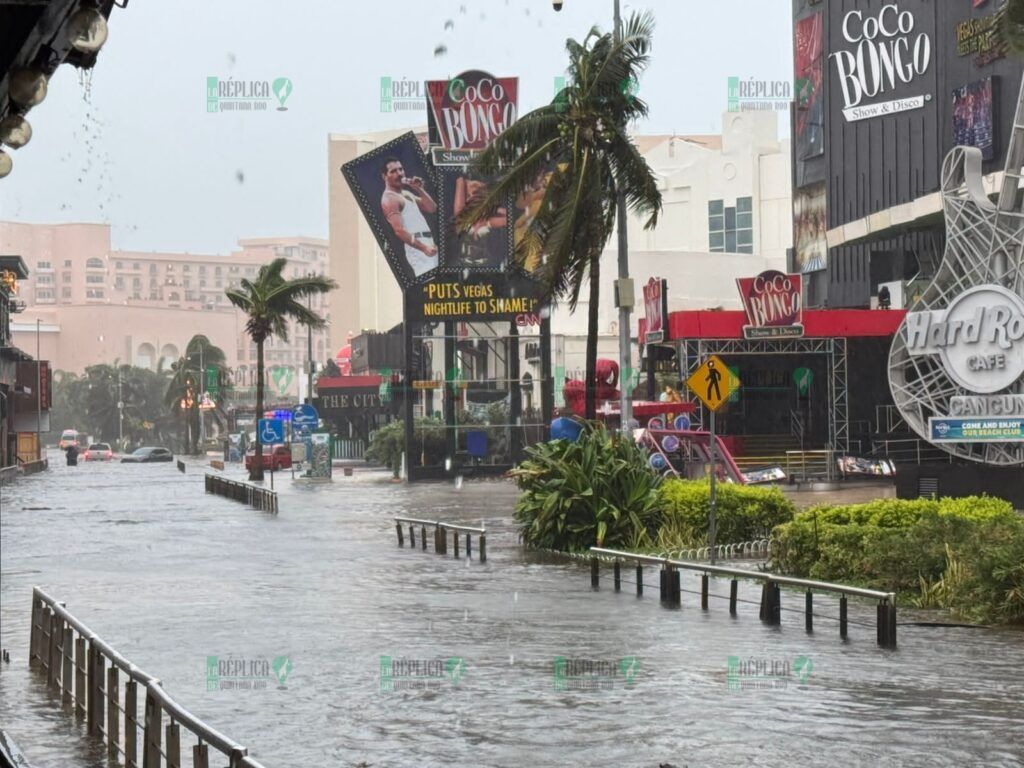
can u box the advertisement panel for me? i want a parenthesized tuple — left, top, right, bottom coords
(952, 76, 995, 161)
(794, 12, 825, 166)
(642, 278, 667, 344)
(793, 183, 827, 273)
(929, 418, 1024, 443)
(406, 272, 543, 323)
(426, 71, 518, 152)
(437, 167, 511, 270)
(341, 132, 440, 289)
(737, 271, 804, 339)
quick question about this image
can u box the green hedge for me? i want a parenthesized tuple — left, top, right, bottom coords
(772, 496, 1024, 625)
(655, 480, 796, 550)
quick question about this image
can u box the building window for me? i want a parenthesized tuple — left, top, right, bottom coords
(199, 265, 206, 274)
(86, 274, 105, 284)
(115, 277, 125, 289)
(708, 197, 754, 254)
(86, 257, 104, 269)
(64, 259, 72, 267)
(149, 292, 158, 300)
(116, 261, 123, 269)
(183, 265, 190, 272)
(149, 264, 157, 275)
(215, 266, 222, 276)
(37, 274, 54, 285)
(36, 289, 55, 302)
(133, 277, 141, 288)
(200, 279, 207, 288)
(169, 292, 180, 303)
(37, 260, 52, 270)
(62, 287, 72, 299)
(133, 262, 140, 270)
(86, 289, 104, 299)
(216, 280, 222, 288)
(62, 272, 72, 283)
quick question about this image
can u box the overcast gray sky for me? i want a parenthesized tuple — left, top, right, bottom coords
(0, 0, 793, 254)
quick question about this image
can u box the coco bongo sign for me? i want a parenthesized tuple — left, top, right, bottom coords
(736, 270, 804, 339)
(427, 70, 518, 159)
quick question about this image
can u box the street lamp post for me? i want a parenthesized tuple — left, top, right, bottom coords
(35, 318, 41, 460)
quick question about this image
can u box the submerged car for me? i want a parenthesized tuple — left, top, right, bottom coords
(83, 443, 114, 461)
(120, 447, 173, 463)
(244, 443, 292, 471)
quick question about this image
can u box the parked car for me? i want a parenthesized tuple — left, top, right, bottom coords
(83, 443, 114, 461)
(58, 429, 80, 449)
(245, 443, 292, 471)
(121, 447, 174, 463)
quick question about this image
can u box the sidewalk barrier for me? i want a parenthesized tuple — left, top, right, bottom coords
(586, 547, 898, 649)
(204, 474, 278, 514)
(28, 587, 270, 768)
(394, 516, 487, 562)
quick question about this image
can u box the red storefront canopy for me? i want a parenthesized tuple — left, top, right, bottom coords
(639, 309, 906, 341)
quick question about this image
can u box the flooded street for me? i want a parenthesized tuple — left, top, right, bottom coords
(2, 455, 1023, 768)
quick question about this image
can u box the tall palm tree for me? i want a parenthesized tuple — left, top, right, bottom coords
(1003, 0, 1024, 54)
(164, 335, 230, 455)
(225, 258, 336, 480)
(457, 12, 662, 420)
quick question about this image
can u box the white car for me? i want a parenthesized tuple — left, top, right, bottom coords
(83, 443, 114, 461)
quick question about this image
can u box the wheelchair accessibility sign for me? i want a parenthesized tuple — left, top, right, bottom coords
(258, 418, 286, 444)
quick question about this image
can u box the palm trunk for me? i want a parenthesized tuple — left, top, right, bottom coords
(252, 339, 265, 481)
(585, 253, 600, 421)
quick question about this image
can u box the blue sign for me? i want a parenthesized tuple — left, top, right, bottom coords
(269, 409, 293, 421)
(293, 403, 319, 428)
(258, 418, 286, 444)
(929, 417, 1024, 443)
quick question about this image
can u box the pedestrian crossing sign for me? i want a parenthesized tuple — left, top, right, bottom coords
(686, 355, 740, 412)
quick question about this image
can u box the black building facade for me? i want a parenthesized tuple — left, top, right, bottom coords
(791, 0, 1024, 308)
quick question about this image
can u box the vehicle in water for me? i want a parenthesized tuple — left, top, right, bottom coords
(120, 447, 174, 464)
(83, 443, 114, 461)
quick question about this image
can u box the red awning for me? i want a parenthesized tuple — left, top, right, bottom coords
(316, 375, 381, 390)
(640, 309, 907, 342)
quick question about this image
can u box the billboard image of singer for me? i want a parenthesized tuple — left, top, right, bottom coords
(440, 169, 510, 270)
(341, 132, 439, 288)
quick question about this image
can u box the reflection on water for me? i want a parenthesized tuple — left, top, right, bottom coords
(1, 452, 1023, 768)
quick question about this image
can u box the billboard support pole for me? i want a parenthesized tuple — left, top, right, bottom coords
(540, 316, 553, 430)
(709, 409, 717, 566)
(613, 0, 633, 436)
(444, 321, 456, 473)
(509, 322, 522, 463)
(403, 301, 416, 483)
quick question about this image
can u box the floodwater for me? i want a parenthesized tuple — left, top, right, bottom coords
(1, 452, 1023, 768)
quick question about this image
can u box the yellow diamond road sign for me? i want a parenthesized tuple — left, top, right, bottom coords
(686, 355, 740, 412)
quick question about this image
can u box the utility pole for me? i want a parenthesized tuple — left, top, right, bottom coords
(35, 318, 41, 461)
(306, 271, 314, 404)
(612, 0, 634, 435)
(117, 367, 123, 450)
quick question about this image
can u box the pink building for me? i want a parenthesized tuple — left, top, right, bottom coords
(0, 222, 330, 402)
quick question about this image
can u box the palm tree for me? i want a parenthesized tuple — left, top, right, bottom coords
(457, 12, 661, 420)
(225, 258, 337, 480)
(1003, 0, 1024, 54)
(164, 336, 230, 455)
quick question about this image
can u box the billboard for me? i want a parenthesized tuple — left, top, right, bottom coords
(793, 183, 827, 273)
(952, 76, 995, 161)
(341, 132, 440, 289)
(406, 272, 542, 323)
(427, 71, 518, 152)
(794, 12, 825, 165)
(437, 167, 511, 271)
(643, 278, 667, 344)
(736, 271, 803, 339)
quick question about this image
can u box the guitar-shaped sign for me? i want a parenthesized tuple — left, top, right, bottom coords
(888, 76, 1024, 466)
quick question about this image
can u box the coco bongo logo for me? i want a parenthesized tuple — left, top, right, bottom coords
(831, 3, 932, 122)
(904, 285, 1024, 395)
(737, 271, 804, 339)
(427, 70, 518, 151)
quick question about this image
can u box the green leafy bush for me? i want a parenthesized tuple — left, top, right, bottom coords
(365, 418, 447, 477)
(654, 480, 796, 550)
(772, 496, 1024, 624)
(511, 423, 661, 552)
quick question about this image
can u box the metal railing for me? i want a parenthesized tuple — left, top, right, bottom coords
(205, 474, 278, 513)
(28, 587, 270, 768)
(333, 438, 366, 460)
(394, 516, 487, 562)
(870, 438, 955, 466)
(651, 539, 772, 562)
(587, 547, 897, 648)
(785, 450, 835, 481)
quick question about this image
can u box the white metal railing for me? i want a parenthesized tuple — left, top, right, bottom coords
(29, 587, 270, 768)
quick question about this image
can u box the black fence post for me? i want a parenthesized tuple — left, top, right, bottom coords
(590, 557, 600, 589)
(421, 525, 427, 551)
(613, 561, 621, 592)
(409, 525, 415, 548)
(659, 568, 667, 602)
(701, 574, 709, 610)
(670, 568, 681, 607)
(839, 595, 848, 640)
(479, 534, 486, 563)
(636, 564, 643, 596)
(396, 523, 404, 547)
(887, 601, 897, 649)
(729, 579, 738, 616)
(805, 591, 814, 633)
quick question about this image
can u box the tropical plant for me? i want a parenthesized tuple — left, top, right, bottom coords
(163, 335, 230, 455)
(457, 12, 662, 419)
(511, 422, 661, 552)
(1001, 0, 1024, 55)
(365, 418, 448, 478)
(225, 258, 337, 479)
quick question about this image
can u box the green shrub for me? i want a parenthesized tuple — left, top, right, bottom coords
(654, 479, 796, 550)
(511, 422, 661, 552)
(365, 418, 447, 477)
(771, 495, 1024, 624)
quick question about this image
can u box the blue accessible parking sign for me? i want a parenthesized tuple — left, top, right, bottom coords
(258, 418, 286, 444)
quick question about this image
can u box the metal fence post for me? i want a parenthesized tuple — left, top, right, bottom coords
(590, 557, 599, 589)
(421, 525, 427, 551)
(75, 636, 86, 718)
(805, 591, 814, 633)
(613, 561, 621, 591)
(47, 610, 59, 687)
(466, 533, 471, 557)
(839, 595, 848, 640)
(636, 564, 643, 596)
(701, 574, 709, 610)
(107, 666, 119, 760)
(479, 534, 486, 563)
(125, 680, 138, 768)
(88, 644, 103, 735)
(193, 743, 209, 768)
(409, 525, 415, 548)
(143, 689, 162, 768)
(729, 579, 738, 615)
(396, 523, 404, 546)
(453, 529, 460, 557)
(62, 626, 73, 705)
(167, 721, 181, 768)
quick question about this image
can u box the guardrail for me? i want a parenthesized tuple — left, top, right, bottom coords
(28, 587, 270, 768)
(205, 474, 278, 513)
(587, 547, 897, 648)
(394, 516, 486, 562)
(785, 450, 835, 481)
(651, 539, 771, 562)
